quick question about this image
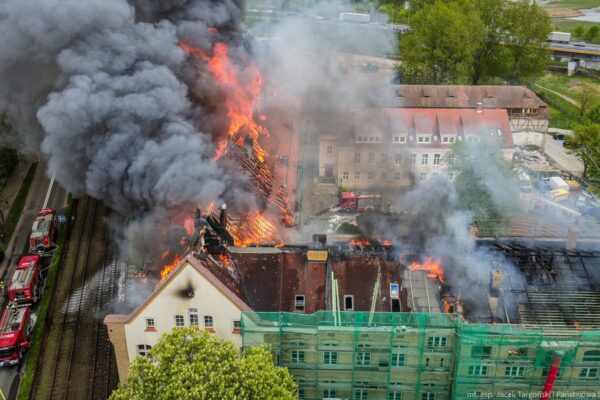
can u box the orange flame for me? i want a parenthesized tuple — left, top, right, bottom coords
(160, 255, 185, 282)
(350, 239, 370, 246)
(408, 258, 445, 283)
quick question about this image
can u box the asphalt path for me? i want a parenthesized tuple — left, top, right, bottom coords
(0, 164, 67, 400)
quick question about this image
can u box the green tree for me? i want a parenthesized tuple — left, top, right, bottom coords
(585, 103, 600, 124)
(565, 122, 600, 179)
(573, 26, 584, 38)
(110, 327, 297, 400)
(584, 26, 599, 42)
(400, 1, 484, 83)
(401, 0, 552, 84)
(450, 136, 520, 221)
(576, 84, 598, 116)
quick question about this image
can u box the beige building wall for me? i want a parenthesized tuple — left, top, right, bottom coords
(106, 260, 248, 381)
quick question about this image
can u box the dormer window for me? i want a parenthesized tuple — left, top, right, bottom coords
(295, 295, 305, 312)
(344, 295, 354, 311)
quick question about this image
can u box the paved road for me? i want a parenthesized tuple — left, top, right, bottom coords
(0, 164, 67, 400)
(544, 135, 584, 175)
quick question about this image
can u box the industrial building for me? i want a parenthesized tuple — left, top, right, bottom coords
(105, 240, 600, 399)
(318, 108, 514, 189)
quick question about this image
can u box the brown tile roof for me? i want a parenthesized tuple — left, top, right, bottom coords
(394, 85, 547, 109)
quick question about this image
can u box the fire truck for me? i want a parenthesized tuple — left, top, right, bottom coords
(339, 192, 382, 212)
(7, 255, 42, 305)
(0, 306, 31, 367)
(29, 208, 57, 254)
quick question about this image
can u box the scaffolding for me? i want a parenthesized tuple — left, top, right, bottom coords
(242, 312, 600, 400)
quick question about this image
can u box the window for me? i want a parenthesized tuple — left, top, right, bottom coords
(448, 154, 456, 165)
(298, 388, 305, 400)
(505, 366, 525, 377)
(443, 137, 448, 143)
(327, 146, 333, 155)
(382, 154, 388, 164)
(395, 154, 402, 165)
(410, 154, 416, 165)
(472, 137, 480, 143)
(291, 350, 305, 364)
(204, 316, 213, 329)
(233, 320, 241, 331)
(357, 351, 371, 365)
(355, 172, 360, 180)
(344, 295, 354, 311)
(137, 344, 152, 357)
(468, 365, 489, 376)
(421, 154, 428, 165)
(368, 153, 375, 164)
(450, 137, 455, 143)
(389, 392, 403, 400)
(376, 137, 381, 142)
(433, 154, 441, 165)
(393, 136, 399, 143)
(175, 314, 185, 327)
(542, 367, 562, 377)
(343, 171, 349, 181)
(189, 308, 199, 326)
(508, 348, 528, 358)
(355, 389, 369, 400)
(323, 389, 336, 399)
(439, 358, 445, 368)
(394, 172, 401, 181)
(369, 136, 374, 142)
(428, 337, 447, 348)
(424, 136, 430, 143)
(368, 172, 374, 180)
(418, 136, 424, 143)
(580, 368, 598, 378)
(324, 351, 338, 365)
(422, 393, 435, 400)
(432, 172, 439, 177)
(471, 346, 492, 358)
(295, 295, 305, 312)
(391, 353, 405, 367)
(425, 357, 431, 368)
(583, 350, 600, 362)
(400, 136, 406, 143)
(420, 172, 427, 181)
(355, 153, 361, 164)
(145, 318, 155, 330)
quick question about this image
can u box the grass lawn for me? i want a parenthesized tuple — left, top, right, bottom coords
(534, 71, 600, 105)
(546, 0, 600, 9)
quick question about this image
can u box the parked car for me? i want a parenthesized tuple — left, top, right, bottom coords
(574, 42, 586, 47)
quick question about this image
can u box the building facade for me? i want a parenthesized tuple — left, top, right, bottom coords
(318, 108, 514, 190)
(242, 312, 600, 400)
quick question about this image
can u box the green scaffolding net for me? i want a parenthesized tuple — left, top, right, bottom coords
(242, 312, 600, 400)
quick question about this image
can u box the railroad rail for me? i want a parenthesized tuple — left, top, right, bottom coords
(30, 197, 120, 399)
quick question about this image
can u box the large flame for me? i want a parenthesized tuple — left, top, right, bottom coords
(160, 255, 185, 282)
(180, 41, 269, 161)
(408, 258, 445, 283)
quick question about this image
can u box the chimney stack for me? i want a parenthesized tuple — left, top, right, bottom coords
(219, 203, 227, 229)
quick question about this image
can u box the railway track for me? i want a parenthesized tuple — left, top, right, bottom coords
(30, 197, 120, 399)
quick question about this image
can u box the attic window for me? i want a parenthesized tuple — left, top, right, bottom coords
(344, 295, 354, 311)
(295, 295, 305, 312)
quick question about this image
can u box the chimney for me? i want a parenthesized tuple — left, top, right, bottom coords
(476, 102, 483, 113)
(219, 203, 227, 229)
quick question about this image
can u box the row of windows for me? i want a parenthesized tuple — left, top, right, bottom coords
(469, 347, 600, 363)
(295, 295, 355, 311)
(145, 311, 241, 330)
(352, 152, 453, 166)
(294, 351, 446, 367)
(466, 365, 598, 379)
(314, 389, 437, 400)
(341, 171, 454, 182)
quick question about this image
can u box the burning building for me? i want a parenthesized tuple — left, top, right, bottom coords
(106, 238, 600, 400)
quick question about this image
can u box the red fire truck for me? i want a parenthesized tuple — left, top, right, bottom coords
(0, 306, 31, 367)
(339, 192, 382, 212)
(29, 208, 57, 254)
(7, 255, 42, 305)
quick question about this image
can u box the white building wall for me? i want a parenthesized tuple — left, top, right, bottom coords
(123, 262, 244, 363)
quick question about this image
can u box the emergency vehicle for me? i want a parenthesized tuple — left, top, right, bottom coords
(29, 208, 57, 253)
(0, 306, 31, 367)
(7, 255, 42, 305)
